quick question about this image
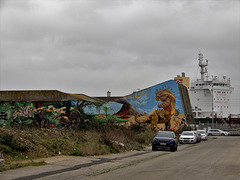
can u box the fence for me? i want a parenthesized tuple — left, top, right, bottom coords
(189, 121, 240, 131)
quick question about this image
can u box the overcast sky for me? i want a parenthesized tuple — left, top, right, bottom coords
(0, 0, 239, 113)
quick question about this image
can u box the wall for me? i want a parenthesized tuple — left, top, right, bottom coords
(84, 80, 189, 132)
(0, 101, 82, 127)
(0, 80, 190, 131)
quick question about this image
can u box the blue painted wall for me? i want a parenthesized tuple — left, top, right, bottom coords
(124, 80, 183, 114)
(84, 80, 184, 116)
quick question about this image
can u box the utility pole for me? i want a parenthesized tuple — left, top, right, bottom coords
(211, 84, 214, 129)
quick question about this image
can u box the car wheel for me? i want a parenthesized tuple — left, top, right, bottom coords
(221, 133, 225, 136)
(152, 145, 157, 151)
(170, 146, 175, 152)
(208, 133, 212, 136)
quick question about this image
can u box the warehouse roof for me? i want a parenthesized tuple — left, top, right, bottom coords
(0, 90, 105, 105)
(94, 96, 123, 102)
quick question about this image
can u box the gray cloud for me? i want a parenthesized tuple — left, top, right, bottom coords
(0, 0, 239, 113)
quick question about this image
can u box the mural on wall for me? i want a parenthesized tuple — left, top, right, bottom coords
(145, 87, 178, 130)
(83, 80, 187, 132)
(0, 101, 84, 127)
(0, 80, 188, 132)
(0, 101, 127, 127)
(114, 80, 187, 132)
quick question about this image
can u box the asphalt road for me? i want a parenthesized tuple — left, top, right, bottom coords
(0, 136, 240, 180)
(90, 136, 240, 180)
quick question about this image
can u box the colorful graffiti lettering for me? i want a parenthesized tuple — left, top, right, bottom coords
(0, 102, 84, 127)
(13, 105, 37, 119)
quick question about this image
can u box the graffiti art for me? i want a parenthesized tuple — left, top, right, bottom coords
(0, 80, 189, 132)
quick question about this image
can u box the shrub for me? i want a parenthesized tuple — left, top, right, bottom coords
(0, 133, 29, 154)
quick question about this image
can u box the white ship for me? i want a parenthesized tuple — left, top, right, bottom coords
(189, 52, 233, 119)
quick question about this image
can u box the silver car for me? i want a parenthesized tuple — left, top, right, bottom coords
(197, 130, 208, 140)
(179, 131, 197, 144)
(207, 129, 230, 136)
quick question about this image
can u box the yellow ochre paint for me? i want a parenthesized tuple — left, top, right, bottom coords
(135, 94, 147, 98)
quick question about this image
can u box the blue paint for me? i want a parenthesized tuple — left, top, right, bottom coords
(83, 80, 184, 116)
(125, 80, 184, 114)
(83, 101, 122, 115)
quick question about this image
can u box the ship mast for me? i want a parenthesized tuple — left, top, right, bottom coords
(198, 51, 208, 81)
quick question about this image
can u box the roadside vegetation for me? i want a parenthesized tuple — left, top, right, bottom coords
(0, 120, 156, 172)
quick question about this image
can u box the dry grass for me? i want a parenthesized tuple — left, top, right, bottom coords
(0, 124, 155, 171)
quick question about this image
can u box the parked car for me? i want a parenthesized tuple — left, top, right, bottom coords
(179, 131, 197, 144)
(207, 129, 230, 136)
(152, 131, 178, 152)
(194, 131, 202, 143)
(197, 130, 208, 141)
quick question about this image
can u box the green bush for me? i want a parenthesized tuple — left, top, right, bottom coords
(69, 151, 83, 156)
(0, 134, 13, 147)
(135, 131, 155, 145)
(0, 133, 29, 155)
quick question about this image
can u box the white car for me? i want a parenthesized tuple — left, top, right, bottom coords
(207, 129, 230, 136)
(197, 130, 208, 140)
(179, 131, 197, 144)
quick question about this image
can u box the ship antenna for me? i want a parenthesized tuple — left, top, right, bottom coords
(198, 52, 208, 81)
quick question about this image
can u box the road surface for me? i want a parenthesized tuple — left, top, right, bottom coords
(0, 136, 239, 180)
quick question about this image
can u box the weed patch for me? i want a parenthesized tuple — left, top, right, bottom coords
(0, 161, 46, 172)
(0, 124, 155, 171)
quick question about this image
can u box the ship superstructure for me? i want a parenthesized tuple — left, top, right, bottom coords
(189, 52, 233, 119)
